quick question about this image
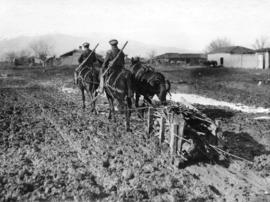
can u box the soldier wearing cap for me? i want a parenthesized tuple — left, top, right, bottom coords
(78, 42, 96, 67)
(98, 39, 125, 92)
(74, 42, 97, 84)
(102, 39, 125, 72)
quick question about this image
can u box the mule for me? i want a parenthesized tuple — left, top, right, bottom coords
(75, 61, 102, 113)
(130, 57, 171, 108)
(104, 68, 133, 132)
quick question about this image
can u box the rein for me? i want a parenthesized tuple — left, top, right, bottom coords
(77, 66, 99, 85)
(104, 69, 125, 94)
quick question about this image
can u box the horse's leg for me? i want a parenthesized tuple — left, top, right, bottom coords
(144, 96, 152, 105)
(106, 91, 115, 121)
(125, 96, 132, 132)
(135, 93, 140, 108)
(135, 93, 144, 118)
(86, 87, 95, 112)
(81, 86, 86, 110)
(158, 83, 167, 105)
(91, 88, 98, 115)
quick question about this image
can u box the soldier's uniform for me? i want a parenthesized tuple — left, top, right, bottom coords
(102, 48, 125, 72)
(74, 42, 96, 84)
(99, 39, 125, 92)
(78, 43, 96, 68)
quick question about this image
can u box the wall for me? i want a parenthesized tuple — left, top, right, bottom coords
(265, 52, 270, 69)
(207, 53, 261, 69)
(60, 52, 81, 66)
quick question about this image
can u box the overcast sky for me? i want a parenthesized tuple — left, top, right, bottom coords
(1, 0, 270, 51)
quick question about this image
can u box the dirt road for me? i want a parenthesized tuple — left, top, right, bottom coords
(0, 66, 270, 201)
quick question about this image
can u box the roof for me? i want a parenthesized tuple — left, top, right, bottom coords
(209, 46, 255, 54)
(60, 49, 82, 57)
(60, 49, 103, 60)
(155, 53, 206, 59)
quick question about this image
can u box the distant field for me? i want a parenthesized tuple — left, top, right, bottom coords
(158, 65, 270, 108)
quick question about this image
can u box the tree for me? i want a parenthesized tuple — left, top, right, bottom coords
(5, 51, 17, 63)
(252, 36, 268, 50)
(206, 38, 232, 53)
(29, 40, 53, 62)
(148, 50, 156, 64)
(19, 49, 31, 57)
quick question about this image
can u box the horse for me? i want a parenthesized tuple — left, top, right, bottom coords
(103, 67, 133, 132)
(75, 59, 103, 113)
(130, 57, 171, 108)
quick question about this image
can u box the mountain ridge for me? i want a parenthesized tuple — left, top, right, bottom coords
(0, 33, 196, 60)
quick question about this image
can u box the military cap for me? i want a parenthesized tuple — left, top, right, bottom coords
(109, 39, 118, 45)
(82, 42, 90, 47)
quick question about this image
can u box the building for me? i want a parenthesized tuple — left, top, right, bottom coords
(255, 48, 270, 69)
(154, 53, 206, 65)
(207, 46, 269, 69)
(59, 49, 103, 66)
(59, 49, 83, 66)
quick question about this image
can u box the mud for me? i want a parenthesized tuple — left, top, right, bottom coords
(0, 66, 270, 201)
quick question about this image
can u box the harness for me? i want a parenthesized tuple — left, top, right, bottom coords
(133, 63, 157, 83)
(104, 69, 125, 94)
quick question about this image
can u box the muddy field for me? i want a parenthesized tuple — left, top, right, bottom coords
(1, 65, 270, 202)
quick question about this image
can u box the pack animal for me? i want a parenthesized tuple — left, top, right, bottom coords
(130, 57, 171, 108)
(101, 40, 133, 131)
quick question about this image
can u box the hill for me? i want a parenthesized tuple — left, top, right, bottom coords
(0, 33, 188, 60)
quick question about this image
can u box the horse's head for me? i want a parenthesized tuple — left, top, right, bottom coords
(131, 57, 140, 65)
(130, 57, 142, 73)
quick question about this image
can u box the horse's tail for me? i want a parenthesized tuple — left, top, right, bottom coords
(165, 80, 171, 96)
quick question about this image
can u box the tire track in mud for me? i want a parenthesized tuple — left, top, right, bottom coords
(2, 89, 108, 201)
(15, 87, 154, 201)
(12, 85, 198, 201)
(9, 80, 270, 201)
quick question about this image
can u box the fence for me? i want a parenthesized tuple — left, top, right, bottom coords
(145, 104, 220, 164)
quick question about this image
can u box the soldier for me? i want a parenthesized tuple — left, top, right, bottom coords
(99, 39, 125, 92)
(74, 42, 96, 84)
(78, 42, 96, 67)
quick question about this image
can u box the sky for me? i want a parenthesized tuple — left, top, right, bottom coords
(1, 0, 270, 51)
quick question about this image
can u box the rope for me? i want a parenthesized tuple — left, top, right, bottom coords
(208, 144, 254, 164)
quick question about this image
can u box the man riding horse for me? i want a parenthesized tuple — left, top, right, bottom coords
(76, 42, 97, 79)
(99, 39, 133, 131)
(99, 39, 125, 92)
(75, 42, 100, 112)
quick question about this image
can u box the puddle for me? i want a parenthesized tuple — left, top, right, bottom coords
(168, 93, 270, 114)
(60, 87, 270, 114)
(61, 86, 79, 94)
(254, 116, 270, 120)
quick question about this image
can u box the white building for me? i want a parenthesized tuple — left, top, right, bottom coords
(256, 48, 270, 69)
(59, 49, 83, 66)
(207, 46, 269, 69)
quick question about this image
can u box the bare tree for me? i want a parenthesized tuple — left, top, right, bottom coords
(29, 40, 53, 62)
(252, 36, 268, 50)
(148, 50, 156, 64)
(18, 49, 31, 58)
(5, 51, 17, 63)
(206, 38, 232, 53)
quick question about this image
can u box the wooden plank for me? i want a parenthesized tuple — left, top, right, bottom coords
(146, 107, 154, 136)
(159, 116, 165, 144)
(177, 117, 185, 153)
(170, 113, 177, 156)
(170, 113, 185, 157)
